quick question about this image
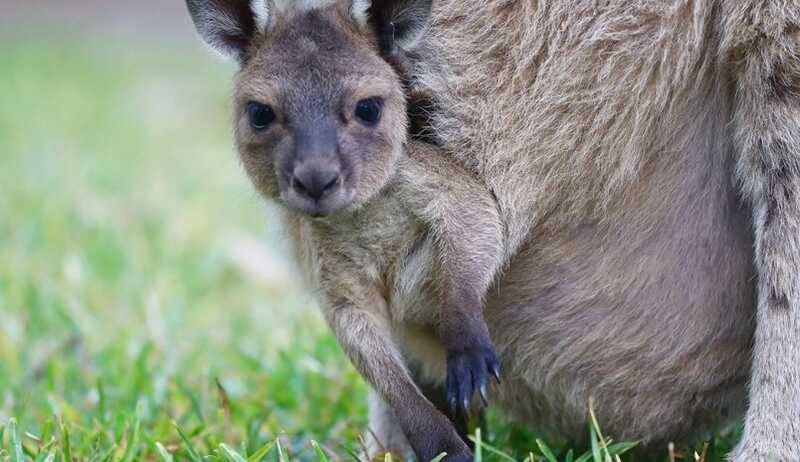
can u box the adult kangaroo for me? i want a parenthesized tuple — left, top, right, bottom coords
(379, 1, 798, 460)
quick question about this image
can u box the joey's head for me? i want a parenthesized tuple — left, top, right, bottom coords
(186, 0, 432, 216)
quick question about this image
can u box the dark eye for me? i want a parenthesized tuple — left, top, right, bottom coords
(354, 97, 383, 126)
(247, 102, 275, 130)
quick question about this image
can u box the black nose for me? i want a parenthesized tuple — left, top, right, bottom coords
(291, 162, 341, 200)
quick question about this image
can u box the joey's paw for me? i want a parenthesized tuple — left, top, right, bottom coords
(445, 344, 500, 416)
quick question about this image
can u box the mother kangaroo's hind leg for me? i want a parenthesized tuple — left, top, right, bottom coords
(725, 5, 800, 461)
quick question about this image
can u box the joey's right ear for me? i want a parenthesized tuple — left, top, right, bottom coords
(186, 0, 270, 62)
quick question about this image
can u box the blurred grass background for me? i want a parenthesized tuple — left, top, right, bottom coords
(0, 5, 369, 459)
(0, 3, 740, 461)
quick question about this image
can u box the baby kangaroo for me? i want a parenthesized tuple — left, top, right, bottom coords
(186, 0, 504, 459)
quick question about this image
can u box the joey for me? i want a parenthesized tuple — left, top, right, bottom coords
(186, 0, 505, 459)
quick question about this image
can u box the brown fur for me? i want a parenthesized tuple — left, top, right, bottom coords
(393, 0, 797, 459)
(187, 0, 800, 460)
(187, 1, 505, 460)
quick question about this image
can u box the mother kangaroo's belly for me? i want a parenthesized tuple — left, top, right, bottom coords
(484, 147, 756, 445)
(393, 132, 756, 446)
(403, 0, 755, 446)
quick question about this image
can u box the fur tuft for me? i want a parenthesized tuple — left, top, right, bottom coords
(351, 0, 371, 28)
(272, 0, 336, 13)
(251, 0, 271, 32)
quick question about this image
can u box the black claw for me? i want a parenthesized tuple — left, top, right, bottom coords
(491, 364, 501, 384)
(479, 385, 488, 407)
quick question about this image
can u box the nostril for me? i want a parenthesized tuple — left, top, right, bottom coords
(292, 176, 308, 195)
(322, 175, 340, 193)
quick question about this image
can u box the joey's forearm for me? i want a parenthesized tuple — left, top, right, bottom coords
(437, 287, 492, 351)
(401, 142, 506, 299)
(400, 144, 506, 414)
(435, 203, 503, 414)
(399, 144, 505, 340)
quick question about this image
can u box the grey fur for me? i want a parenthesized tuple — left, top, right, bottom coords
(396, 0, 798, 460)
(186, 0, 800, 460)
(723, 4, 800, 460)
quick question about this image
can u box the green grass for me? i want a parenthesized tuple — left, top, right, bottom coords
(0, 34, 739, 461)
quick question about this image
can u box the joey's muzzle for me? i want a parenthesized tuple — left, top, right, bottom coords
(281, 121, 353, 215)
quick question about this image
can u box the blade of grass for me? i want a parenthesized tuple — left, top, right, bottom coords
(311, 441, 330, 462)
(474, 428, 483, 462)
(699, 442, 709, 462)
(220, 444, 247, 462)
(121, 419, 141, 462)
(96, 441, 118, 462)
(535, 439, 557, 462)
(9, 419, 24, 462)
(589, 424, 602, 462)
(605, 442, 637, 456)
(34, 450, 56, 462)
(247, 441, 275, 462)
(173, 421, 203, 462)
(25, 432, 41, 444)
(467, 435, 516, 462)
(59, 420, 71, 462)
(276, 438, 287, 462)
(357, 435, 371, 462)
(588, 402, 617, 462)
(155, 442, 175, 462)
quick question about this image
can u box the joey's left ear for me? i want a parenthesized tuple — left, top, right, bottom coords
(364, 0, 433, 57)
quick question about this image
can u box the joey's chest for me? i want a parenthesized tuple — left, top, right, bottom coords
(303, 200, 441, 325)
(301, 196, 423, 292)
(319, 199, 418, 262)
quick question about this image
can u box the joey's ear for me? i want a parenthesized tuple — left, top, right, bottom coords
(367, 0, 433, 55)
(186, 0, 270, 62)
